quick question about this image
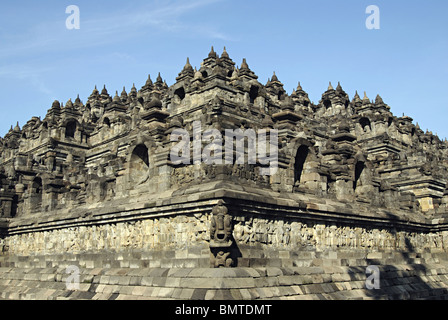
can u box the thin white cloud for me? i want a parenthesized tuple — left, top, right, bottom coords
(0, 0, 230, 59)
(0, 0, 230, 101)
(0, 64, 54, 96)
(81, 0, 231, 40)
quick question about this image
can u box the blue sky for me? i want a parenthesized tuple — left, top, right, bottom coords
(1, 0, 447, 138)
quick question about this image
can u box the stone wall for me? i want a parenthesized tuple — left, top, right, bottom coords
(6, 214, 210, 257)
(233, 217, 448, 253)
(5, 205, 447, 264)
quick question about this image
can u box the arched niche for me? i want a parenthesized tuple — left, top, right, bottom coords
(294, 145, 310, 186)
(174, 87, 186, 101)
(103, 117, 111, 128)
(129, 144, 150, 185)
(249, 85, 259, 104)
(359, 117, 371, 133)
(31, 177, 43, 212)
(354, 161, 365, 190)
(65, 120, 77, 139)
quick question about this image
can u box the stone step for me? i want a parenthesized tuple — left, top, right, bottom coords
(1, 260, 448, 300)
(1, 249, 448, 300)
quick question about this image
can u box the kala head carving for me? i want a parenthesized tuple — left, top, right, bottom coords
(210, 200, 233, 247)
(210, 200, 235, 268)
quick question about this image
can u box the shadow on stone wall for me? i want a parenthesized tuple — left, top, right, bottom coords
(350, 235, 448, 300)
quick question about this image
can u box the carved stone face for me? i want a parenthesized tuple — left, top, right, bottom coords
(92, 105, 103, 120)
(210, 201, 233, 247)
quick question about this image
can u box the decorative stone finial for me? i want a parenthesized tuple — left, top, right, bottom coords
(221, 46, 229, 59)
(208, 46, 217, 58)
(120, 87, 128, 102)
(101, 85, 108, 95)
(352, 91, 362, 106)
(14, 122, 20, 132)
(89, 86, 99, 99)
(362, 91, 370, 104)
(66, 99, 74, 109)
(193, 67, 202, 80)
(145, 74, 153, 86)
(129, 83, 137, 98)
(113, 91, 120, 102)
(375, 94, 384, 105)
(51, 100, 61, 109)
(240, 58, 249, 70)
(336, 82, 343, 92)
(183, 57, 193, 71)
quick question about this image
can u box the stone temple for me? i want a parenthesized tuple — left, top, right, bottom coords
(1, 47, 448, 300)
